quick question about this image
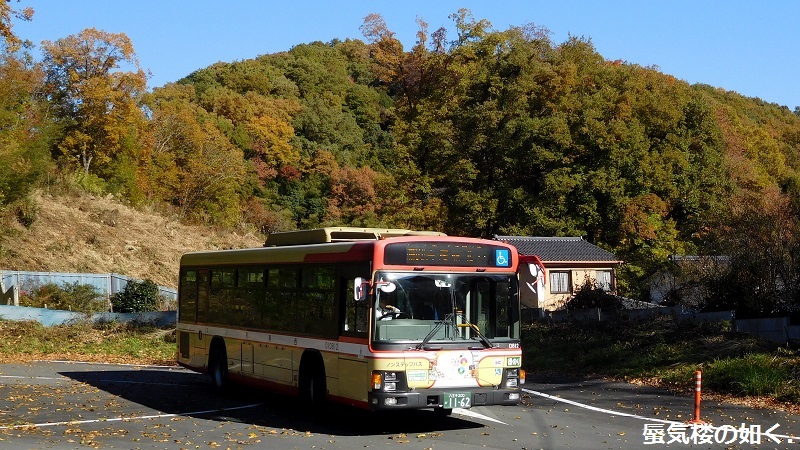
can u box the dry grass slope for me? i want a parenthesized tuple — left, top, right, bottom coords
(0, 191, 264, 288)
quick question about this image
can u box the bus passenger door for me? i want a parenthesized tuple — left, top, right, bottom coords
(337, 265, 370, 404)
(192, 269, 211, 368)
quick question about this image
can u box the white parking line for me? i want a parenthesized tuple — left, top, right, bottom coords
(0, 375, 63, 381)
(0, 403, 263, 430)
(522, 387, 800, 442)
(37, 360, 180, 370)
(523, 387, 677, 425)
(0, 374, 196, 387)
(453, 408, 508, 425)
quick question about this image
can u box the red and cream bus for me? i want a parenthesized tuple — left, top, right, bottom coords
(176, 227, 525, 413)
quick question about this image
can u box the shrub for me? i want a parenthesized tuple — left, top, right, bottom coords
(19, 282, 104, 313)
(566, 278, 623, 311)
(71, 171, 107, 195)
(110, 279, 161, 313)
(13, 196, 38, 228)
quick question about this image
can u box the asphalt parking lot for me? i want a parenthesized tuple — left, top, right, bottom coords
(3, 361, 800, 449)
(0, 361, 494, 449)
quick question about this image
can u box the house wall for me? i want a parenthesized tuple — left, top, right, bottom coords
(533, 265, 617, 311)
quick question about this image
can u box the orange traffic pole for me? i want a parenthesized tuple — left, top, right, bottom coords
(688, 370, 706, 425)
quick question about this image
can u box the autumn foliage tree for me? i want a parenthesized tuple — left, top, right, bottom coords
(41, 28, 147, 178)
(144, 83, 247, 226)
(0, 50, 50, 208)
(5, 7, 800, 309)
(0, 1, 52, 229)
(0, 0, 33, 52)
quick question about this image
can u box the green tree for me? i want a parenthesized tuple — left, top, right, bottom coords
(111, 279, 161, 313)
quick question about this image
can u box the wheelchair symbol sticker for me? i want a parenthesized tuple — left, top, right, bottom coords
(495, 249, 510, 267)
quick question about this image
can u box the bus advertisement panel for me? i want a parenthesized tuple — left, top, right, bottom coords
(176, 228, 524, 413)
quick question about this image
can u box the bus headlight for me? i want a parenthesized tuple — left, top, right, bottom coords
(505, 368, 524, 388)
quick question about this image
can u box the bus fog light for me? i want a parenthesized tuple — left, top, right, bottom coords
(509, 392, 520, 401)
(384, 397, 398, 406)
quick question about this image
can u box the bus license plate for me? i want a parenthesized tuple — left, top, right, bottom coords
(443, 392, 472, 409)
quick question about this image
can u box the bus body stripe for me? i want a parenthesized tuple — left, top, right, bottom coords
(178, 323, 521, 361)
(178, 323, 371, 357)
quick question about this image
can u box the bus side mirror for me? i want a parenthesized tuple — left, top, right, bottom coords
(354, 277, 369, 302)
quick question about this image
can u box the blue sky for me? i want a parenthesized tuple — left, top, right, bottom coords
(11, 1, 800, 109)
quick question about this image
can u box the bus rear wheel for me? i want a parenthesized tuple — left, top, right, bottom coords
(209, 343, 228, 391)
(299, 358, 326, 406)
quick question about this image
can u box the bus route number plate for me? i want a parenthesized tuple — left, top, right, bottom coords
(443, 392, 472, 409)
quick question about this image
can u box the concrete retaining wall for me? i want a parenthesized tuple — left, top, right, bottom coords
(0, 305, 175, 327)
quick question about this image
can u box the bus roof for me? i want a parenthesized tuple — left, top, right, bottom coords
(263, 227, 446, 247)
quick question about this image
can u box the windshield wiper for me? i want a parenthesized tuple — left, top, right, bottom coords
(416, 317, 447, 350)
(415, 313, 494, 350)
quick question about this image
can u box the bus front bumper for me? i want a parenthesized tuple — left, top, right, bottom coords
(368, 387, 521, 411)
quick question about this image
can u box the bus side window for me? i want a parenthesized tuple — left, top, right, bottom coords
(264, 268, 279, 330)
(268, 266, 299, 332)
(302, 267, 336, 336)
(179, 269, 197, 322)
(236, 267, 264, 328)
(195, 269, 210, 323)
(210, 268, 235, 325)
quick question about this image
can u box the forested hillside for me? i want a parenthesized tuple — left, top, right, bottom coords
(2, 6, 800, 310)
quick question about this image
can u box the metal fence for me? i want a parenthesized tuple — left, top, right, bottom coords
(0, 270, 177, 308)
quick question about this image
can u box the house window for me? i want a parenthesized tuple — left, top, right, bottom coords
(597, 270, 612, 291)
(550, 271, 571, 294)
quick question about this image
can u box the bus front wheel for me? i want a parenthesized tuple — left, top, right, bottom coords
(434, 407, 453, 417)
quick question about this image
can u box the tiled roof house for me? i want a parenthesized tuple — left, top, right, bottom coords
(494, 236, 623, 311)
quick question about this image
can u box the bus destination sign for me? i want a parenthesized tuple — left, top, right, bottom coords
(384, 242, 511, 267)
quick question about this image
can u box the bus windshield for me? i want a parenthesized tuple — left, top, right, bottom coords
(372, 271, 520, 346)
